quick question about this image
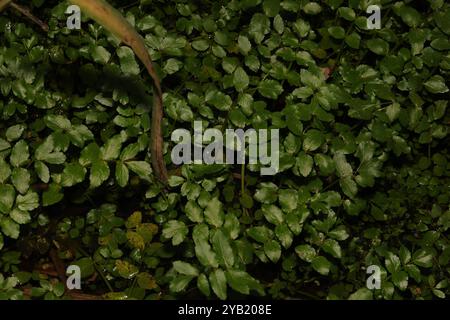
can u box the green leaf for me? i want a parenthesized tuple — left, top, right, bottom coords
(249, 13, 270, 44)
(340, 177, 358, 198)
(0, 157, 11, 183)
(297, 152, 313, 177)
(170, 275, 194, 292)
(348, 288, 373, 300)
(45, 115, 71, 131)
(225, 269, 264, 296)
(303, 2, 322, 15)
(115, 161, 129, 187)
(91, 45, 111, 64)
(392, 271, 408, 291)
(229, 109, 247, 128)
(206, 90, 232, 111)
(278, 189, 298, 213)
(212, 229, 235, 269)
(397, 6, 421, 28)
(247, 226, 273, 243)
(126, 230, 144, 250)
(79, 143, 100, 166)
(367, 38, 389, 55)
(61, 163, 86, 187)
(126, 211, 142, 229)
(11, 168, 30, 194)
(164, 58, 182, 75)
(16, 191, 39, 211)
(209, 269, 227, 300)
(263, 0, 280, 17)
(424, 75, 449, 94)
(264, 239, 281, 262)
(223, 214, 240, 240)
(303, 129, 325, 151)
(10, 208, 31, 224)
(42, 184, 64, 206)
(185, 200, 203, 223)
(173, 261, 199, 277)
(435, 9, 450, 34)
(239, 192, 253, 209)
(0, 138, 10, 152)
(0, 217, 20, 239)
(233, 67, 249, 92)
(431, 38, 450, 51)
(137, 15, 158, 31)
(222, 57, 238, 74)
(162, 220, 188, 246)
(34, 161, 50, 183)
(101, 135, 122, 161)
(67, 125, 94, 147)
(35, 137, 66, 165)
(412, 248, 435, 268)
(286, 212, 303, 235)
(385, 253, 401, 274)
(194, 239, 219, 268)
(275, 224, 293, 248)
(0, 184, 15, 214)
(120, 143, 139, 161)
(300, 70, 323, 89)
(238, 35, 252, 55)
(345, 32, 361, 49)
(192, 224, 219, 268)
(432, 289, 445, 299)
(338, 7, 356, 21)
(386, 102, 401, 122)
(329, 226, 349, 241)
(254, 183, 278, 204)
(328, 26, 345, 39)
(10, 140, 29, 167)
(245, 55, 260, 71)
(204, 197, 224, 228)
(197, 274, 210, 297)
(314, 154, 335, 175)
(90, 160, 110, 188)
(399, 246, 411, 265)
(5, 124, 25, 142)
(405, 264, 421, 283)
(322, 239, 342, 259)
(192, 39, 210, 51)
(258, 79, 283, 99)
(311, 256, 332, 275)
(273, 14, 284, 34)
(295, 244, 316, 262)
(116, 46, 140, 75)
(126, 161, 152, 180)
(73, 257, 95, 278)
(262, 204, 284, 225)
(334, 152, 353, 177)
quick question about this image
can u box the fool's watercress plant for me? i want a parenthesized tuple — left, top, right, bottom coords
(0, 0, 449, 300)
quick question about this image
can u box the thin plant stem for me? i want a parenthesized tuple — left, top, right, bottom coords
(9, 2, 49, 32)
(76, 247, 114, 293)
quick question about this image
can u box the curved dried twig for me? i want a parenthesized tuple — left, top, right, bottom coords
(69, 0, 169, 184)
(0, 0, 48, 31)
(0, 0, 12, 12)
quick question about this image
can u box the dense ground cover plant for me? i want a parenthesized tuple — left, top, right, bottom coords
(0, 0, 449, 300)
